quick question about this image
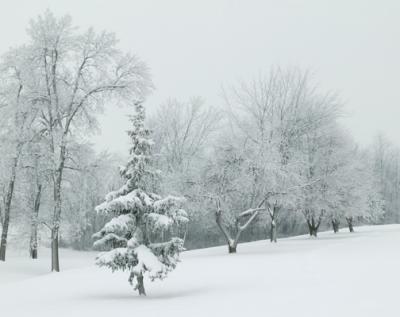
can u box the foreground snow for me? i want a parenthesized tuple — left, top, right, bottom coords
(0, 225, 399, 317)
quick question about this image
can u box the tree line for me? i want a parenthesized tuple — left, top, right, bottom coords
(0, 11, 395, 275)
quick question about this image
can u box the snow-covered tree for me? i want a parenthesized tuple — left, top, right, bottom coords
(370, 134, 398, 223)
(340, 150, 384, 232)
(149, 97, 220, 249)
(296, 100, 344, 237)
(0, 46, 40, 261)
(93, 103, 188, 295)
(222, 68, 333, 241)
(21, 10, 152, 271)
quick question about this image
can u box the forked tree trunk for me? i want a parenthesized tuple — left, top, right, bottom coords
(215, 199, 265, 254)
(332, 219, 340, 233)
(30, 184, 42, 259)
(307, 220, 316, 237)
(0, 157, 19, 262)
(346, 217, 354, 233)
(306, 214, 322, 237)
(307, 224, 318, 237)
(137, 274, 146, 296)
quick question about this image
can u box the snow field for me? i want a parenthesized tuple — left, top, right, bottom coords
(0, 225, 399, 317)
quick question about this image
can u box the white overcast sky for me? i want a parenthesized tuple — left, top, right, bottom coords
(1, 0, 399, 154)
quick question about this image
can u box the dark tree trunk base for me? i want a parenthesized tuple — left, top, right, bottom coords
(51, 231, 60, 272)
(307, 224, 318, 237)
(0, 214, 10, 262)
(332, 219, 340, 233)
(30, 249, 38, 259)
(309, 229, 318, 237)
(0, 244, 6, 261)
(270, 224, 277, 243)
(228, 245, 237, 253)
(137, 274, 146, 296)
(346, 217, 354, 233)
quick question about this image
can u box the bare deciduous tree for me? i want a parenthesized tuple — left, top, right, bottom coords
(21, 10, 152, 270)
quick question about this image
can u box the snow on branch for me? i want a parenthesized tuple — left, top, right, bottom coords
(237, 208, 265, 231)
(96, 189, 154, 214)
(93, 233, 128, 250)
(153, 195, 185, 213)
(151, 195, 188, 225)
(238, 207, 266, 218)
(132, 245, 167, 281)
(96, 248, 134, 272)
(102, 214, 135, 233)
(147, 213, 173, 230)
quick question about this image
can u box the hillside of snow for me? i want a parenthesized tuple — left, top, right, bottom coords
(1, 225, 399, 317)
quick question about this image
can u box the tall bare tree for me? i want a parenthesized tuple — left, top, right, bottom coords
(16, 10, 152, 271)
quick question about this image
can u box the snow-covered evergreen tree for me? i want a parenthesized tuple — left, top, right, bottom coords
(93, 102, 188, 295)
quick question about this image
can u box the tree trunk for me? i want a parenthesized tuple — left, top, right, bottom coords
(307, 218, 318, 237)
(30, 184, 42, 259)
(30, 248, 38, 260)
(216, 208, 238, 254)
(137, 274, 146, 296)
(51, 149, 65, 271)
(306, 212, 323, 238)
(0, 158, 18, 262)
(0, 205, 3, 231)
(346, 217, 354, 233)
(332, 219, 340, 233)
(228, 244, 237, 253)
(309, 227, 317, 237)
(270, 220, 277, 243)
(51, 227, 60, 271)
(0, 219, 9, 261)
(269, 205, 279, 243)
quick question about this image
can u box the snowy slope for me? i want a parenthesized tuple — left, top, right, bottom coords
(0, 225, 399, 317)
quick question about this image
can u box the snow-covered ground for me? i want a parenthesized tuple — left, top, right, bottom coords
(1, 225, 399, 317)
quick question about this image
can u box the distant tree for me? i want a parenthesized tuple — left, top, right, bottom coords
(295, 97, 343, 237)
(223, 68, 331, 241)
(202, 142, 269, 253)
(341, 149, 384, 232)
(93, 103, 188, 296)
(61, 147, 122, 250)
(149, 97, 220, 249)
(150, 97, 220, 173)
(371, 134, 399, 223)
